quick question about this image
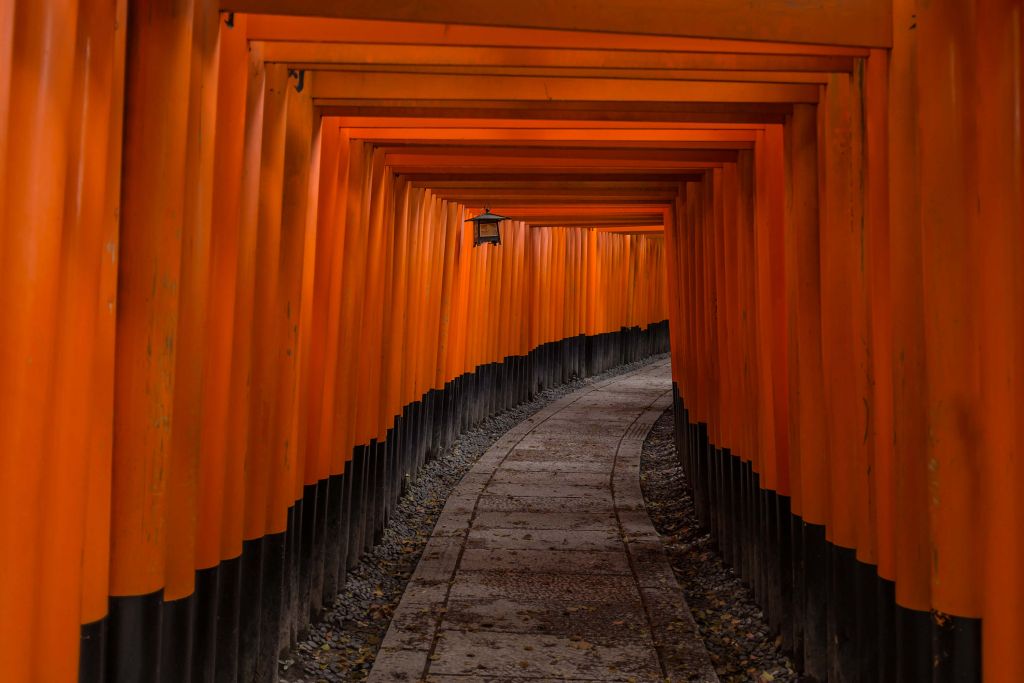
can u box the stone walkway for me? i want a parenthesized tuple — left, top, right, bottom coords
(368, 360, 718, 682)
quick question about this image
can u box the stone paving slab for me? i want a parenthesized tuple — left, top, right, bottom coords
(458, 548, 631, 574)
(539, 420, 638, 435)
(499, 459, 613, 473)
(441, 597, 651, 642)
(502, 453, 617, 469)
(429, 631, 664, 680)
(370, 360, 717, 683)
(482, 482, 615, 501)
(475, 494, 612, 514)
(471, 510, 618, 531)
(446, 570, 642, 604)
(425, 677, 611, 682)
(370, 649, 431, 682)
(466, 527, 621, 552)
(513, 436, 623, 451)
(379, 604, 440, 651)
(490, 470, 611, 487)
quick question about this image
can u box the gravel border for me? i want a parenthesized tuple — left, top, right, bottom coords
(640, 406, 799, 683)
(279, 354, 667, 683)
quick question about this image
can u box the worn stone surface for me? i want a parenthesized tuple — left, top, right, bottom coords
(471, 510, 618, 531)
(458, 548, 631, 574)
(465, 527, 622, 552)
(429, 630, 664, 680)
(370, 360, 718, 682)
(442, 596, 651, 641)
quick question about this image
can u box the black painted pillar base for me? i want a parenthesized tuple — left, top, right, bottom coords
(85, 326, 671, 683)
(670, 387, 982, 683)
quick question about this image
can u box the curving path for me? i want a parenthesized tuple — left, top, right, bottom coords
(369, 359, 718, 682)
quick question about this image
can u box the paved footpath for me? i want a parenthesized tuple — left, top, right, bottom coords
(369, 359, 718, 682)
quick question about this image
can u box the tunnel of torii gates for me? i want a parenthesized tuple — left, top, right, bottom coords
(0, 0, 1022, 682)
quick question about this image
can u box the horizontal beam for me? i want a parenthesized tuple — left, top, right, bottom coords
(340, 128, 756, 150)
(310, 71, 819, 103)
(475, 214, 666, 228)
(316, 101, 792, 124)
(428, 186, 679, 193)
(259, 42, 855, 73)
(525, 219, 665, 227)
(232, 4, 891, 48)
(326, 117, 772, 131)
(436, 197, 675, 206)
(376, 145, 738, 160)
(381, 146, 733, 175)
(399, 173, 703, 182)
(387, 160, 724, 174)
(429, 189, 677, 199)
(414, 180, 683, 189)
(428, 186, 679, 194)
(486, 206, 670, 215)
(307, 64, 830, 85)
(595, 227, 665, 234)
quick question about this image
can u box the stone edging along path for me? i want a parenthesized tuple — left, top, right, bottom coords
(369, 359, 718, 682)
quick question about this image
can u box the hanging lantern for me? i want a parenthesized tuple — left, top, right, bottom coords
(465, 208, 507, 247)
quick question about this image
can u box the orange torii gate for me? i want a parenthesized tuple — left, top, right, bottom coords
(0, 1, 1021, 682)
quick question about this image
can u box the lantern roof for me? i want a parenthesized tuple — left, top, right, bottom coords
(465, 208, 507, 223)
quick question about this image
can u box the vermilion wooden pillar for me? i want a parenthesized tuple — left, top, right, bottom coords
(108, 1, 194, 680)
(35, 0, 123, 680)
(974, 2, 1024, 679)
(239, 58, 288, 683)
(887, 0, 933, 676)
(916, 0, 983, 678)
(274, 68, 317, 646)
(192, 13, 248, 683)
(864, 47, 895, 591)
(0, 3, 80, 678)
(80, 1, 129, 678)
(160, 6, 220, 680)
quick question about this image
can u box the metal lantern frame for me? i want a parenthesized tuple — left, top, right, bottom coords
(465, 208, 507, 246)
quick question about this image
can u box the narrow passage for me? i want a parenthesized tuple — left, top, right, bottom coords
(370, 360, 717, 682)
